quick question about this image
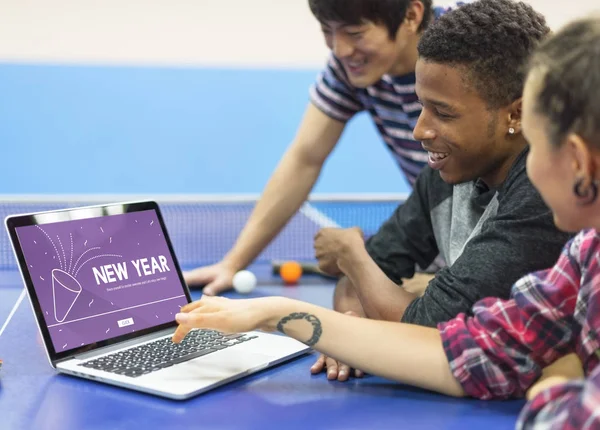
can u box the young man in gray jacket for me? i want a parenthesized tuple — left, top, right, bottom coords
(311, 0, 573, 379)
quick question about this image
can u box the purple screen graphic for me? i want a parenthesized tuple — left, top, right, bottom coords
(16, 210, 188, 352)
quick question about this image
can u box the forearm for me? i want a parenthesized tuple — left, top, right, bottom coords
(224, 152, 322, 270)
(269, 298, 464, 397)
(338, 247, 417, 321)
(332, 276, 365, 316)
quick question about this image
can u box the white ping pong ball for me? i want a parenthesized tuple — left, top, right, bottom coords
(232, 270, 257, 294)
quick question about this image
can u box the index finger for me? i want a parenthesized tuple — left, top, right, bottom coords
(172, 324, 192, 343)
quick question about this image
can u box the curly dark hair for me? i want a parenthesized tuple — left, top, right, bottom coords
(308, 0, 433, 39)
(417, 0, 550, 108)
(528, 18, 600, 147)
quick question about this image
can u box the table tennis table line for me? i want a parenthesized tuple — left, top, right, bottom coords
(0, 287, 26, 338)
(299, 202, 341, 229)
(0, 193, 410, 203)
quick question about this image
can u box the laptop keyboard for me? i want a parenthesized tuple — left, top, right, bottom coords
(79, 330, 257, 378)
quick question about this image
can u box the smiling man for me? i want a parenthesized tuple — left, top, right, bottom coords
(311, 0, 574, 380)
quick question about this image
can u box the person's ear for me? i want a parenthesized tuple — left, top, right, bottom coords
(567, 133, 600, 206)
(402, 1, 426, 34)
(506, 98, 522, 137)
(568, 133, 597, 180)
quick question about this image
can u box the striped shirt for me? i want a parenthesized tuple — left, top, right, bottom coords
(309, 4, 466, 186)
(439, 229, 600, 429)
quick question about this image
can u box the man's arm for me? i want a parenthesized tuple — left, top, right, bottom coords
(332, 276, 365, 315)
(185, 53, 364, 294)
(330, 168, 441, 321)
(221, 104, 344, 272)
(222, 52, 363, 275)
(338, 246, 419, 321)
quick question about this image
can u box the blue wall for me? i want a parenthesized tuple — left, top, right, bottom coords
(0, 63, 410, 195)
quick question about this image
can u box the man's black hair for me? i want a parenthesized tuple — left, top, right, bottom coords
(309, 0, 433, 39)
(418, 0, 550, 108)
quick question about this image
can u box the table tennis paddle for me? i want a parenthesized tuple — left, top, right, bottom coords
(271, 260, 338, 279)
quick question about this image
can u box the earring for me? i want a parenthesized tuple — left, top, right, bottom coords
(574, 178, 599, 206)
(508, 127, 515, 135)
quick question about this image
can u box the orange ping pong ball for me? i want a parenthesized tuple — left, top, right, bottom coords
(280, 261, 302, 285)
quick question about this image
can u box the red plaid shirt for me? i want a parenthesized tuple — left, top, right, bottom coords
(439, 229, 600, 429)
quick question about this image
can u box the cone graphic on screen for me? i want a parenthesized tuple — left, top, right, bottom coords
(52, 268, 82, 322)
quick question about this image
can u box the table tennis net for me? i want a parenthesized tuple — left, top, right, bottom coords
(0, 197, 405, 270)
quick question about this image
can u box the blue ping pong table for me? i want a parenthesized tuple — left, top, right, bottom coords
(0, 200, 525, 430)
(0, 271, 526, 430)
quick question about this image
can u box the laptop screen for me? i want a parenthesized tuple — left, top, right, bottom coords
(14, 208, 189, 354)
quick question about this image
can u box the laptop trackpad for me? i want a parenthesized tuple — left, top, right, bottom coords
(149, 349, 273, 384)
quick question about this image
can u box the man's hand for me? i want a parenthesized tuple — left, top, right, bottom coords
(309, 310, 365, 381)
(183, 261, 237, 295)
(526, 353, 584, 400)
(314, 227, 364, 276)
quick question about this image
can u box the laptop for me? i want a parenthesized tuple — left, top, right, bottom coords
(5, 200, 309, 399)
